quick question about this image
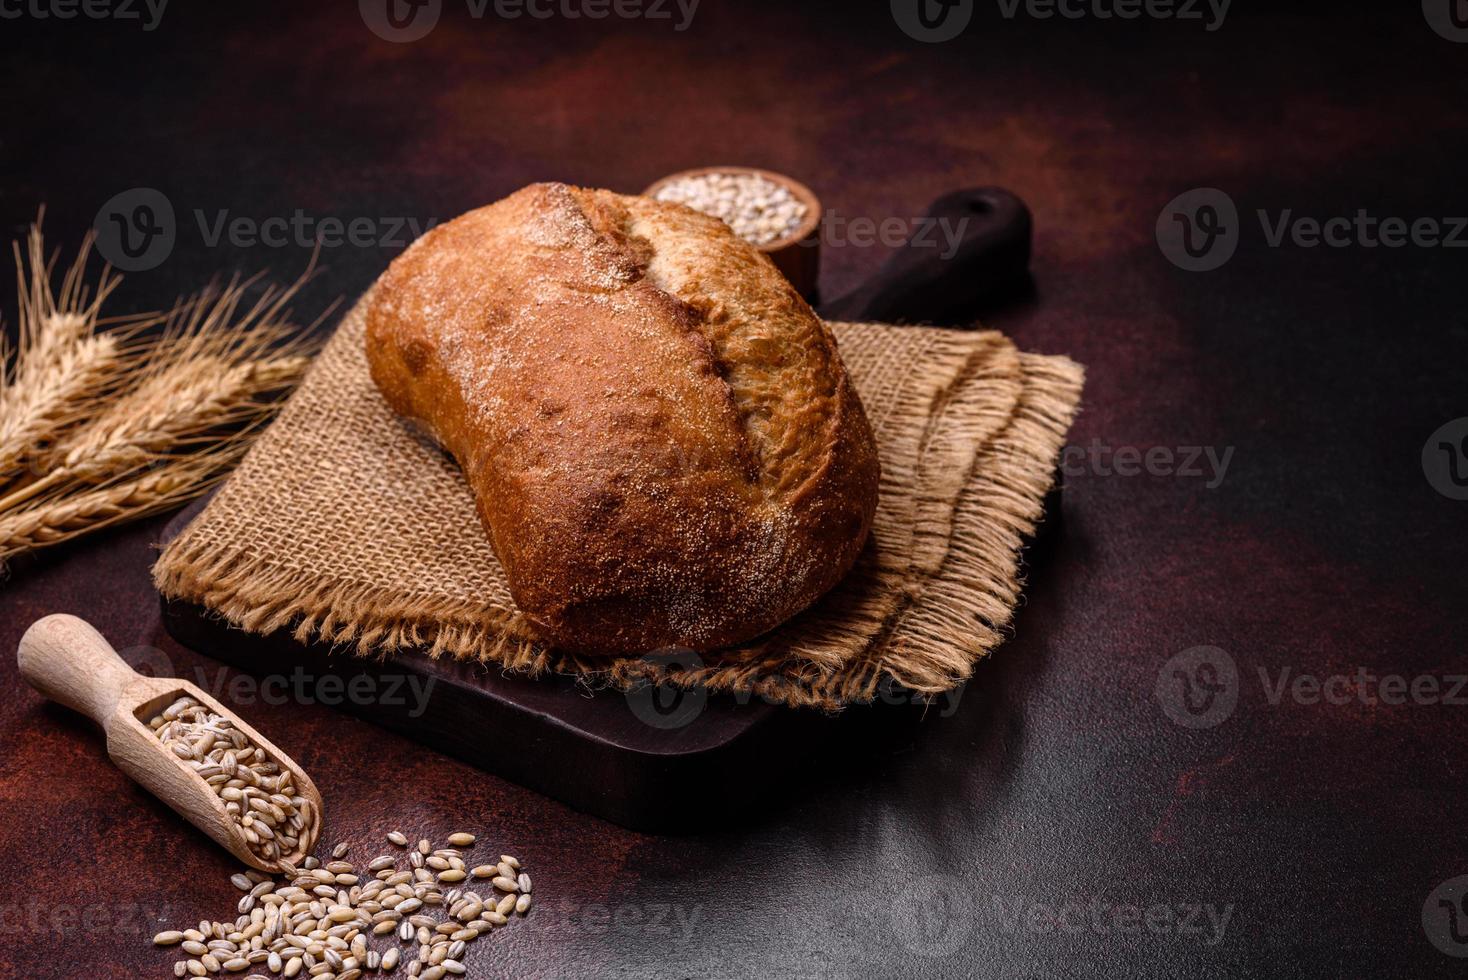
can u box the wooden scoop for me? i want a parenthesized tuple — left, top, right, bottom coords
(17, 613, 322, 872)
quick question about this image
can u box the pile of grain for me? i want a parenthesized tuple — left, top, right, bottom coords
(152, 834, 532, 978)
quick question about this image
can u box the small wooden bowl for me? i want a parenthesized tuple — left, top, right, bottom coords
(643, 166, 822, 302)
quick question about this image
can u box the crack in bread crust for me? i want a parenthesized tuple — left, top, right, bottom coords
(365, 182, 880, 655)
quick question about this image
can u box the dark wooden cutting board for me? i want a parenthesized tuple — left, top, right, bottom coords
(159, 189, 1039, 833)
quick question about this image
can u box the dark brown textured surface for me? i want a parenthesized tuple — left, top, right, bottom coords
(1, 3, 1466, 978)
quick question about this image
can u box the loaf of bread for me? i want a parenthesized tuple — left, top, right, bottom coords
(365, 183, 879, 655)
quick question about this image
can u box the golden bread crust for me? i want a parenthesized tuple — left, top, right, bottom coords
(365, 183, 879, 654)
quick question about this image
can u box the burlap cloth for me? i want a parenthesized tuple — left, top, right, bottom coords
(153, 291, 1084, 710)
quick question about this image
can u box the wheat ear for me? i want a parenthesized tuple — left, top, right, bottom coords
(0, 224, 144, 484)
(0, 221, 327, 565)
(33, 273, 318, 487)
(0, 453, 243, 563)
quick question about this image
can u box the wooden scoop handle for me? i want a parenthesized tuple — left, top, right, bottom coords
(18, 613, 142, 725)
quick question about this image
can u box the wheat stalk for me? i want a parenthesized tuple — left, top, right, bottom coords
(0, 454, 243, 563)
(0, 220, 326, 566)
(34, 355, 308, 482)
(0, 333, 125, 480)
(32, 274, 318, 489)
(0, 225, 144, 485)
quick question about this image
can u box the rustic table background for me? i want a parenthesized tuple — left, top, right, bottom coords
(2, 2, 1465, 977)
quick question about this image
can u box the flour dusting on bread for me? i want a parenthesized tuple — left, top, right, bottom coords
(365, 183, 879, 655)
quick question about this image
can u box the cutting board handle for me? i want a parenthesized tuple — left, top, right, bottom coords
(818, 186, 1031, 326)
(18, 613, 140, 726)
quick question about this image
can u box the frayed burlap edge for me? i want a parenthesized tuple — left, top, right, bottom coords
(153, 315, 1083, 711)
(583, 352, 1086, 709)
(743, 326, 1025, 678)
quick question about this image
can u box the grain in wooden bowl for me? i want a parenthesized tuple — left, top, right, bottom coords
(644, 166, 822, 300)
